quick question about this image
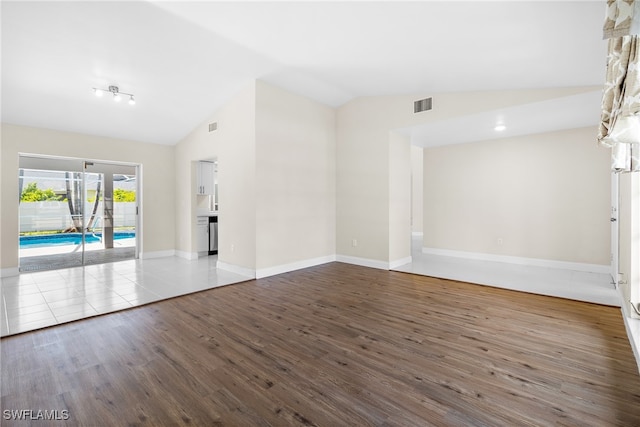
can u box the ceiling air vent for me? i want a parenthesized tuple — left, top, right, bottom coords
(414, 97, 433, 113)
(209, 122, 218, 132)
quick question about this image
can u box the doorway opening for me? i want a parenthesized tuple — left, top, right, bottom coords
(18, 155, 140, 272)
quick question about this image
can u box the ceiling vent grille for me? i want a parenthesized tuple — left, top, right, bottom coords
(414, 97, 433, 113)
(209, 122, 218, 132)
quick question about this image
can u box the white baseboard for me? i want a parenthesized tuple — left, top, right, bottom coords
(336, 255, 391, 270)
(422, 247, 609, 274)
(141, 250, 176, 260)
(390, 256, 412, 269)
(0, 267, 19, 278)
(216, 261, 255, 278)
(174, 250, 198, 260)
(256, 255, 336, 279)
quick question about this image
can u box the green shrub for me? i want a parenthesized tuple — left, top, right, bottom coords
(114, 189, 136, 202)
(20, 183, 63, 202)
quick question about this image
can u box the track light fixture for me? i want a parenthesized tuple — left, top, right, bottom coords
(93, 85, 135, 105)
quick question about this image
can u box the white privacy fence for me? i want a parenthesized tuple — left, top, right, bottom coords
(19, 202, 136, 233)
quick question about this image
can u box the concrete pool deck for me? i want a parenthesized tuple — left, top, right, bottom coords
(19, 238, 136, 272)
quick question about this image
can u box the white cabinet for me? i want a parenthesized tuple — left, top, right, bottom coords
(196, 217, 209, 254)
(196, 161, 215, 195)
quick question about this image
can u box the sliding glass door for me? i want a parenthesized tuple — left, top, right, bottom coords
(18, 155, 138, 272)
(83, 161, 138, 266)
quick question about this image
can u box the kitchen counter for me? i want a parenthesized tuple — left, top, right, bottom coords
(196, 210, 218, 217)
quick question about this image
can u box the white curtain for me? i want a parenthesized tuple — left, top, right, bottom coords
(598, 1, 640, 173)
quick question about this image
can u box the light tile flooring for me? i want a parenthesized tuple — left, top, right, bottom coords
(0, 256, 251, 337)
(394, 236, 621, 307)
(1, 237, 621, 337)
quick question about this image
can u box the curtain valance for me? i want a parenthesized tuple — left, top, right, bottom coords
(603, 0, 640, 39)
(599, 1, 640, 172)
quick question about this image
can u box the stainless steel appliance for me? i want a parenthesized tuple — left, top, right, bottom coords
(208, 216, 218, 255)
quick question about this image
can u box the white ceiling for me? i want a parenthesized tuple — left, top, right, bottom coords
(399, 90, 604, 147)
(1, 1, 608, 146)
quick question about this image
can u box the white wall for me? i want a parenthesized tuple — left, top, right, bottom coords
(422, 127, 610, 266)
(336, 87, 601, 266)
(0, 124, 175, 273)
(254, 81, 336, 274)
(619, 172, 640, 318)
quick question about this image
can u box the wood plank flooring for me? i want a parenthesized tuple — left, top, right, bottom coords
(2, 262, 640, 426)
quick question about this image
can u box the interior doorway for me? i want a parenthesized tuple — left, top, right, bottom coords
(18, 155, 139, 272)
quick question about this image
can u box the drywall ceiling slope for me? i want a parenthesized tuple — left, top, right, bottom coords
(2, 1, 608, 146)
(154, 1, 607, 102)
(1, 1, 279, 145)
(402, 90, 604, 148)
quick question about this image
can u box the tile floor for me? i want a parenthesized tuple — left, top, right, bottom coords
(394, 236, 621, 307)
(1, 237, 622, 337)
(0, 256, 251, 337)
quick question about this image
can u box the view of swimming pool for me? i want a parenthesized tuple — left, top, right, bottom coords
(20, 232, 135, 248)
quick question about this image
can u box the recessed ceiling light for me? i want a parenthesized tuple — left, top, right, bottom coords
(494, 124, 506, 132)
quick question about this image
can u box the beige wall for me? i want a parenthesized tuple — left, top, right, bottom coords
(216, 83, 257, 271)
(423, 127, 610, 265)
(411, 145, 424, 234)
(173, 118, 219, 257)
(2, 84, 611, 278)
(389, 132, 412, 264)
(175, 82, 256, 270)
(254, 81, 336, 272)
(0, 123, 175, 273)
(174, 80, 335, 276)
(336, 97, 392, 263)
(336, 87, 600, 265)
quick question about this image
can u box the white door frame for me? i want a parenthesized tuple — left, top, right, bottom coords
(19, 153, 141, 265)
(611, 172, 620, 288)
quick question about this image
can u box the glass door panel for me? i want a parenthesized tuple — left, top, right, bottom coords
(83, 162, 137, 266)
(18, 156, 138, 272)
(18, 168, 85, 271)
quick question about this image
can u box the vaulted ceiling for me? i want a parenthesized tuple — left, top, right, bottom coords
(1, 1, 608, 146)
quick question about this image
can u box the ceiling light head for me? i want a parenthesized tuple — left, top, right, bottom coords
(494, 124, 506, 132)
(94, 85, 135, 105)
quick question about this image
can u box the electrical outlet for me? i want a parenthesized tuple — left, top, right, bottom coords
(352, 238, 358, 247)
(497, 238, 503, 246)
(231, 244, 235, 253)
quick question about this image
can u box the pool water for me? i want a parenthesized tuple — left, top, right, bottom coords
(20, 232, 135, 248)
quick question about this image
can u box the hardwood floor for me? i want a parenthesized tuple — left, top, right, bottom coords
(2, 262, 640, 426)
